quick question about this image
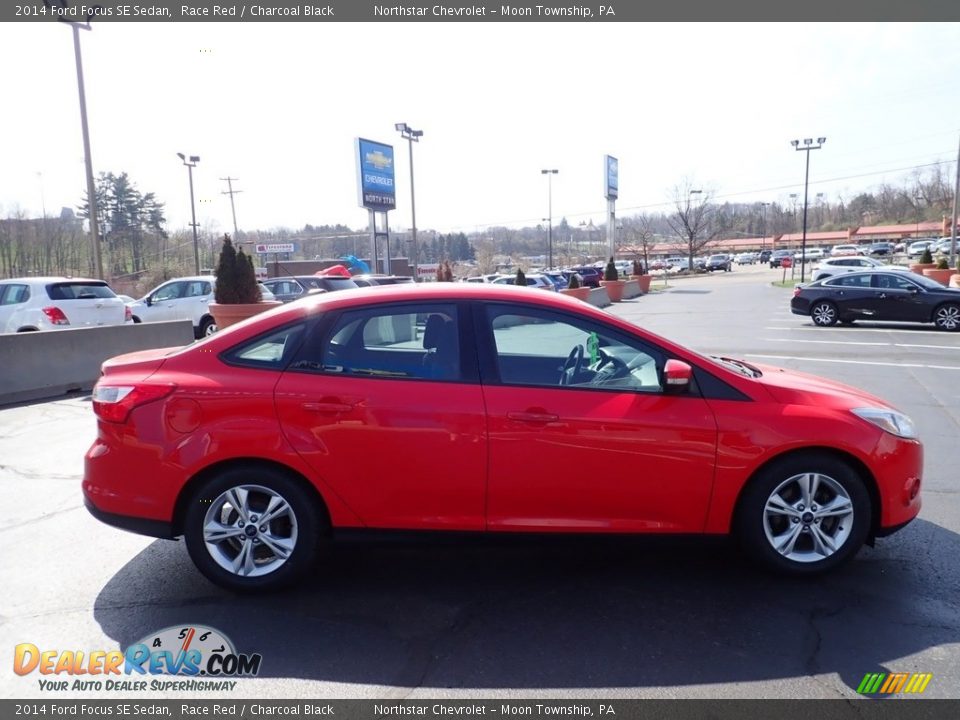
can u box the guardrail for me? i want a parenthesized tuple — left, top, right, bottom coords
(0, 321, 194, 406)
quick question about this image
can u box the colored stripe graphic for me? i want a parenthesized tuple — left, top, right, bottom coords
(857, 672, 932, 694)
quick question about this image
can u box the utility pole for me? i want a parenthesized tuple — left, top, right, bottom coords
(220, 177, 242, 239)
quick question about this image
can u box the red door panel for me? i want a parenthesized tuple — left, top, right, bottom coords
(274, 373, 487, 530)
(483, 385, 718, 533)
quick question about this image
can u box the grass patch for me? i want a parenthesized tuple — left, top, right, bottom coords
(771, 279, 802, 288)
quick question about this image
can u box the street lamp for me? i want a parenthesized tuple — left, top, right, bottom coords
(541, 169, 559, 268)
(177, 153, 201, 274)
(790, 137, 826, 282)
(758, 202, 770, 252)
(395, 123, 423, 281)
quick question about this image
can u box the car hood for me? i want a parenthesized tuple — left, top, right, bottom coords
(750, 362, 894, 411)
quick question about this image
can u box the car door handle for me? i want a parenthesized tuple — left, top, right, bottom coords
(302, 401, 355, 413)
(507, 411, 559, 423)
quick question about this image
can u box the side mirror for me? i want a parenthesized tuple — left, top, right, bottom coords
(664, 359, 693, 394)
(145, 296, 153, 307)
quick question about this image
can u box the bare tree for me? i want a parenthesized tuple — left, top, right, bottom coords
(619, 215, 656, 271)
(666, 180, 717, 267)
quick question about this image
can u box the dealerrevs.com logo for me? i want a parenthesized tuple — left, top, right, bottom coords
(14, 625, 262, 692)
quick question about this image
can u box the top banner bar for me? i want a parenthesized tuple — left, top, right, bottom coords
(7, 0, 960, 22)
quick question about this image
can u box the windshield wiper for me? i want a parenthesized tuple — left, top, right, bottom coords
(712, 356, 762, 378)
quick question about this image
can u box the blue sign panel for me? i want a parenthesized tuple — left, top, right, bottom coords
(605, 155, 618, 200)
(356, 138, 396, 210)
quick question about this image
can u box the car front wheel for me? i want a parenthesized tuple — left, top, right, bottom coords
(811, 301, 838, 326)
(183, 467, 324, 592)
(736, 453, 870, 575)
(198, 316, 217, 337)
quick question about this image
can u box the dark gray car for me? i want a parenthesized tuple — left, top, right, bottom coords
(261, 276, 359, 303)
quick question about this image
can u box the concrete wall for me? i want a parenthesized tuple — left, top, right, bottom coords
(0, 321, 194, 406)
(622, 280, 642, 299)
(586, 287, 611, 308)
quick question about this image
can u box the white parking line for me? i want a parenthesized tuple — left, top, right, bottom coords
(769, 324, 954, 337)
(762, 338, 960, 350)
(746, 354, 960, 371)
(763, 338, 888, 346)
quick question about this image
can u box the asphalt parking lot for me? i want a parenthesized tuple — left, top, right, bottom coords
(2, 265, 958, 701)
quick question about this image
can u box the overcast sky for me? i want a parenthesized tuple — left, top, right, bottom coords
(1, 22, 959, 236)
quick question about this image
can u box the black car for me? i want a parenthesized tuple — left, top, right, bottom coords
(869, 242, 896, 256)
(758, 250, 772, 264)
(769, 250, 794, 268)
(705, 254, 732, 272)
(791, 270, 960, 331)
(261, 275, 359, 303)
(565, 266, 603, 288)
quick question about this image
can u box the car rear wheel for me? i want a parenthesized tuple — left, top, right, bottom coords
(933, 303, 960, 331)
(184, 467, 324, 592)
(736, 453, 870, 575)
(811, 301, 838, 326)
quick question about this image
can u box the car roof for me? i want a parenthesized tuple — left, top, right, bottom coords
(1, 276, 105, 284)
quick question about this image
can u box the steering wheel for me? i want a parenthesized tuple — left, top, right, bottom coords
(560, 344, 585, 385)
(597, 348, 630, 377)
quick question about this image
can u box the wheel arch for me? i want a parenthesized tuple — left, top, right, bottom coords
(731, 446, 881, 541)
(171, 457, 332, 537)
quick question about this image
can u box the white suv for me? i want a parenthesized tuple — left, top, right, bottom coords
(128, 275, 219, 338)
(128, 275, 275, 337)
(0, 277, 129, 333)
(811, 256, 911, 282)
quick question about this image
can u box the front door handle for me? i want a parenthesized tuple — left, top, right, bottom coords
(508, 411, 559, 423)
(302, 401, 355, 413)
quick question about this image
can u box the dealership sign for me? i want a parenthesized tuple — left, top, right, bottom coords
(254, 243, 296, 254)
(605, 155, 618, 200)
(356, 138, 396, 210)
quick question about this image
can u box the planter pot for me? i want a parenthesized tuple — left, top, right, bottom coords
(636, 275, 652, 294)
(922, 268, 957, 286)
(910, 263, 936, 275)
(208, 301, 283, 331)
(560, 287, 591, 301)
(600, 279, 626, 302)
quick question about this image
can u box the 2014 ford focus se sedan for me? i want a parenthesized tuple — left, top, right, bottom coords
(84, 284, 923, 591)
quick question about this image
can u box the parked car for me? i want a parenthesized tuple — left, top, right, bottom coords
(565, 266, 603, 288)
(868, 242, 897, 256)
(758, 250, 772, 264)
(492, 273, 557, 291)
(769, 250, 794, 268)
(261, 275, 359, 303)
(793, 248, 826, 263)
(791, 270, 960, 330)
(85, 283, 923, 591)
(0, 277, 130, 333)
(705, 254, 732, 272)
(735, 252, 757, 265)
(351, 275, 415, 287)
(811, 256, 912, 282)
(462, 274, 500, 284)
(830, 244, 863, 257)
(907, 240, 937, 258)
(933, 237, 958, 255)
(541, 271, 569, 290)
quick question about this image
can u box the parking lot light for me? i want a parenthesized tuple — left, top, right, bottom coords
(790, 136, 826, 283)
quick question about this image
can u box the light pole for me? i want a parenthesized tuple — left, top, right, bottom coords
(790, 137, 826, 283)
(541, 169, 558, 268)
(759, 202, 770, 252)
(396, 123, 423, 281)
(177, 153, 201, 274)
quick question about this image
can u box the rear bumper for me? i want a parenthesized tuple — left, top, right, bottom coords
(84, 495, 176, 539)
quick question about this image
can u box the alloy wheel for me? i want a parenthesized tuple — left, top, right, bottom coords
(935, 304, 960, 331)
(812, 302, 837, 326)
(762, 472, 854, 563)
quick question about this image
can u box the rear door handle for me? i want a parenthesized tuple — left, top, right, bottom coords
(302, 401, 355, 413)
(507, 411, 559, 423)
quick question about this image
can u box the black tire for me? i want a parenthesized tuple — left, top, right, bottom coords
(933, 303, 960, 332)
(131, 316, 141, 324)
(735, 452, 871, 575)
(183, 467, 325, 592)
(197, 316, 217, 338)
(811, 300, 839, 327)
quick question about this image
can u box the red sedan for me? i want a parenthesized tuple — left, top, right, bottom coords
(84, 284, 922, 591)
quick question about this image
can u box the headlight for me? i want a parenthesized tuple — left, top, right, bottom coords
(851, 407, 918, 439)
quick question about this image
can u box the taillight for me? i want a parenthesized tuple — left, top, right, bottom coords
(124, 306, 132, 322)
(92, 383, 176, 423)
(42, 306, 70, 325)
